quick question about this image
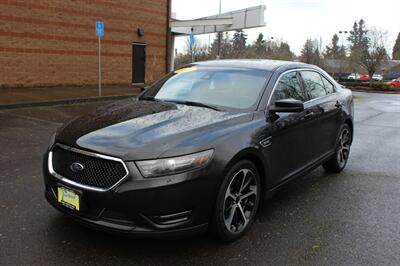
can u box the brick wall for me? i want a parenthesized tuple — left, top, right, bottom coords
(0, 0, 168, 87)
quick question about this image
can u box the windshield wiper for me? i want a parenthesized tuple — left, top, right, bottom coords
(138, 97, 221, 111)
(167, 100, 221, 111)
(138, 96, 162, 102)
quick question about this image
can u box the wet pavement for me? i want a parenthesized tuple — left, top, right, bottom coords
(0, 92, 399, 265)
(0, 85, 140, 105)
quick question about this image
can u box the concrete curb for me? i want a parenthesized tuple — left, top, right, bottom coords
(0, 94, 137, 110)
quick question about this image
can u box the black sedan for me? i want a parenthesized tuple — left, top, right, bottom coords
(43, 60, 354, 242)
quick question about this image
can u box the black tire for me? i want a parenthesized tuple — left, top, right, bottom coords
(212, 160, 261, 242)
(323, 124, 352, 173)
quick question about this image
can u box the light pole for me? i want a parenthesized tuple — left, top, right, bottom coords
(267, 36, 274, 54)
(338, 31, 348, 49)
(338, 30, 349, 77)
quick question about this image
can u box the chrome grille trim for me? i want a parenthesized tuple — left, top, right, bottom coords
(48, 143, 129, 192)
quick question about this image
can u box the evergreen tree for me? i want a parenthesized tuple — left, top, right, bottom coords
(325, 34, 343, 59)
(300, 39, 316, 64)
(220, 32, 233, 58)
(231, 30, 247, 57)
(254, 33, 267, 55)
(300, 39, 322, 65)
(393, 32, 400, 60)
(208, 35, 220, 58)
(271, 42, 294, 60)
(347, 19, 369, 57)
(208, 32, 232, 59)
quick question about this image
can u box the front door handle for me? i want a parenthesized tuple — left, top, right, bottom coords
(304, 111, 314, 119)
(335, 101, 342, 108)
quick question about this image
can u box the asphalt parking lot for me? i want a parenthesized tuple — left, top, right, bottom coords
(0, 91, 399, 265)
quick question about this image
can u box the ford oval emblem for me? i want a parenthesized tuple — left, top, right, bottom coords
(70, 162, 84, 173)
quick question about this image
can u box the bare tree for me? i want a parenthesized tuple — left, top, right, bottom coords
(174, 38, 210, 68)
(359, 28, 389, 86)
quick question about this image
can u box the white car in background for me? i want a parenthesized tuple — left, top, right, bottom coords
(347, 73, 360, 80)
(372, 74, 383, 81)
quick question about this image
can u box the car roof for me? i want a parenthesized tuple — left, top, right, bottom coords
(192, 59, 312, 72)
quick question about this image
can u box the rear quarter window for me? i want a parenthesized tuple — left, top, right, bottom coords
(321, 75, 336, 94)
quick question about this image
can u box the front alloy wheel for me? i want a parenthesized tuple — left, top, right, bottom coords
(213, 160, 261, 242)
(224, 169, 258, 233)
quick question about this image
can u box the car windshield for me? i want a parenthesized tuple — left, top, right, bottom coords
(141, 67, 270, 110)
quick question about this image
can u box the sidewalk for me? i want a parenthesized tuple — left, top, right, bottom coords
(0, 85, 140, 106)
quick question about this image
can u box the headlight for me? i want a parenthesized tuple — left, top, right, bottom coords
(136, 149, 214, 178)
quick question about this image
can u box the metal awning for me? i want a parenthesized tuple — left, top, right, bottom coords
(170, 5, 266, 36)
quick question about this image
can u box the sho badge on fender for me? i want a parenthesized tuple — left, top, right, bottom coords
(260, 137, 272, 148)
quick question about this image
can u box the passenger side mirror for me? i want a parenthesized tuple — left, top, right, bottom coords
(269, 99, 304, 113)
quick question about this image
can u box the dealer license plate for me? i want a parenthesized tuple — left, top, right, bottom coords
(57, 187, 80, 211)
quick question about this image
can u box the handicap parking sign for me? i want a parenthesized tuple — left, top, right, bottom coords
(96, 21, 104, 37)
(189, 32, 195, 45)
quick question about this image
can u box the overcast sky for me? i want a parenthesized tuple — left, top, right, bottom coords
(172, 0, 400, 56)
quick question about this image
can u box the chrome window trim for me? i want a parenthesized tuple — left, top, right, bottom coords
(266, 68, 338, 108)
(319, 73, 336, 94)
(48, 143, 129, 192)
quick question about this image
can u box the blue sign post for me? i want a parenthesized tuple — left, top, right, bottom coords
(189, 32, 195, 46)
(96, 21, 104, 96)
(189, 32, 195, 62)
(96, 21, 104, 37)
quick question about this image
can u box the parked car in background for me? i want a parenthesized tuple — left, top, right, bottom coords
(359, 74, 370, 81)
(347, 73, 360, 80)
(387, 77, 400, 87)
(372, 74, 383, 81)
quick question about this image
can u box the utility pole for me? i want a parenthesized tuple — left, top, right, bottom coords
(216, 0, 222, 59)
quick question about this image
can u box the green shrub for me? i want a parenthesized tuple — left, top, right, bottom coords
(339, 81, 392, 90)
(370, 82, 391, 90)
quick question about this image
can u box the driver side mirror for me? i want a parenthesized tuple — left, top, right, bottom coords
(269, 99, 304, 113)
(140, 86, 149, 92)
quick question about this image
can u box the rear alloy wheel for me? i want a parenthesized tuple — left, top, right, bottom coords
(213, 160, 261, 242)
(323, 124, 352, 173)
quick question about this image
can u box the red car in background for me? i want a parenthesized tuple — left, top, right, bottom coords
(359, 74, 370, 81)
(387, 78, 400, 87)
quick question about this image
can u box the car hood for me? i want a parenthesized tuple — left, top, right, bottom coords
(55, 98, 252, 160)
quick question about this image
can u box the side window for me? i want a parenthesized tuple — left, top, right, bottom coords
(271, 72, 306, 103)
(321, 75, 335, 94)
(301, 71, 327, 99)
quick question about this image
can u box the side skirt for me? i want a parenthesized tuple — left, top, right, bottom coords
(264, 151, 335, 199)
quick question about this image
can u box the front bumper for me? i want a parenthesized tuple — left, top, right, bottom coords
(43, 150, 220, 238)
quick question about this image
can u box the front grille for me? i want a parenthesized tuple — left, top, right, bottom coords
(51, 145, 128, 190)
